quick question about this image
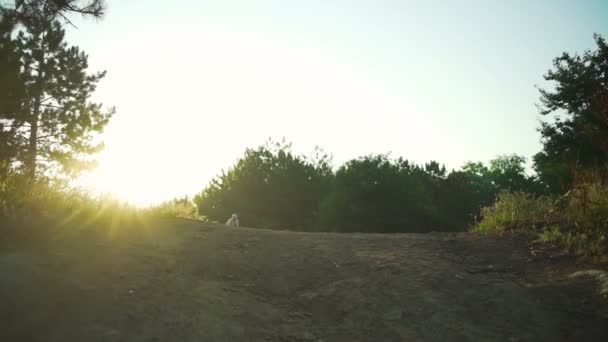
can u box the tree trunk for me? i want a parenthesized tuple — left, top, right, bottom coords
(26, 103, 38, 178)
(26, 30, 44, 179)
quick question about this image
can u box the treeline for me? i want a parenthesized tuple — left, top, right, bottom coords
(194, 140, 541, 232)
(196, 34, 608, 241)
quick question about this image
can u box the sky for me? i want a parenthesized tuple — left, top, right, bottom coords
(67, 0, 608, 206)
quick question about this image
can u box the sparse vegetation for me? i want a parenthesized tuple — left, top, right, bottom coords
(0, 173, 147, 247)
(148, 196, 200, 220)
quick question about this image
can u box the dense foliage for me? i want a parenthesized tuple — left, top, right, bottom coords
(319, 155, 436, 233)
(195, 146, 539, 232)
(534, 34, 608, 193)
(194, 141, 333, 230)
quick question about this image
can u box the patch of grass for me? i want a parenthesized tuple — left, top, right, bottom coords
(538, 226, 607, 256)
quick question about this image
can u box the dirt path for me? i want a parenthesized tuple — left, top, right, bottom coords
(1, 219, 607, 341)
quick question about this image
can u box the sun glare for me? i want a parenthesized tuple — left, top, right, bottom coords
(82, 131, 200, 207)
(79, 28, 445, 207)
(82, 159, 160, 207)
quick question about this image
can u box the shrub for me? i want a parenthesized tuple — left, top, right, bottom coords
(545, 171, 608, 254)
(474, 170, 608, 255)
(194, 141, 332, 231)
(318, 155, 436, 233)
(473, 191, 553, 233)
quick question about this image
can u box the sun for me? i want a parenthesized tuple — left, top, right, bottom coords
(81, 164, 154, 207)
(81, 142, 190, 207)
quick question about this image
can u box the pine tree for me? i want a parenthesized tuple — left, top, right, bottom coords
(1, 1, 105, 21)
(5, 7, 113, 178)
(0, 10, 24, 118)
(534, 34, 608, 192)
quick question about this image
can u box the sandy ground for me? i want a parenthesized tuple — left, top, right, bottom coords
(1, 218, 607, 342)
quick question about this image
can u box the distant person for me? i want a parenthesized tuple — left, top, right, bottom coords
(225, 213, 240, 227)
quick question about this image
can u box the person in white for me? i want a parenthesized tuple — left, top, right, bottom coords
(225, 213, 240, 227)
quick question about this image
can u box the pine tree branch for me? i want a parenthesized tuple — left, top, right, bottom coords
(40, 102, 63, 109)
(55, 9, 77, 29)
(40, 95, 55, 103)
(36, 132, 66, 140)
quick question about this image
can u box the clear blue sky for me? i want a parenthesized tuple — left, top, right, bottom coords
(68, 0, 608, 205)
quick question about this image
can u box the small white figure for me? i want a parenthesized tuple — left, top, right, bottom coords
(225, 213, 240, 227)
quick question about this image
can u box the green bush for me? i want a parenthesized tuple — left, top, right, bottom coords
(194, 141, 332, 231)
(318, 155, 436, 233)
(545, 172, 608, 255)
(474, 171, 608, 255)
(473, 191, 553, 233)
